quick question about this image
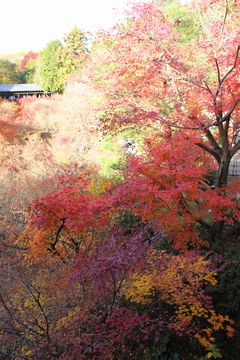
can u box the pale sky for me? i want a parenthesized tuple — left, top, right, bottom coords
(1, 0, 141, 54)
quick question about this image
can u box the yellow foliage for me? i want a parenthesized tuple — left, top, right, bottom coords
(125, 273, 154, 304)
(56, 306, 81, 330)
(194, 311, 234, 349)
(195, 332, 212, 349)
(21, 347, 34, 357)
(87, 177, 112, 195)
(203, 272, 218, 286)
(125, 251, 218, 308)
(124, 250, 233, 349)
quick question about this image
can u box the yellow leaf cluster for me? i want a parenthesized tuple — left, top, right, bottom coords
(195, 332, 212, 349)
(87, 177, 112, 195)
(202, 272, 218, 286)
(194, 311, 234, 349)
(125, 273, 154, 304)
(124, 250, 233, 350)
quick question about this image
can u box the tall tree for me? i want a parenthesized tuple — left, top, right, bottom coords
(94, 0, 240, 186)
(37, 28, 87, 93)
(62, 26, 87, 71)
(37, 40, 64, 93)
(90, 0, 240, 240)
(57, 27, 88, 84)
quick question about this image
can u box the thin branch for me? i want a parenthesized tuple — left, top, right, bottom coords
(230, 139, 240, 157)
(0, 241, 28, 251)
(221, 45, 240, 85)
(158, 115, 208, 130)
(25, 284, 51, 345)
(0, 292, 13, 318)
(70, 237, 80, 253)
(183, 77, 211, 93)
(215, 58, 221, 85)
(205, 82, 215, 101)
(214, 45, 240, 102)
(219, 0, 229, 41)
(222, 97, 240, 122)
(0, 289, 43, 339)
(109, 268, 129, 316)
(50, 219, 66, 250)
(157, 114, 229, 132)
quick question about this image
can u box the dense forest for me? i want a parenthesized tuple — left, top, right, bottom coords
(0, 0, 240, 359)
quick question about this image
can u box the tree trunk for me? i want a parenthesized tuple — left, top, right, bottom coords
(216, 156, 230, 187)
(211, 155, 230, 242)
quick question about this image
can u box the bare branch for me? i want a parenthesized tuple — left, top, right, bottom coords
(26, 284, 51, 345)
(205, 82, 215, 101)
(183, 77, 211, 93)
(215, 58, 221, 85)
(220, 0, 229, 39)
(220, 45, 240, 86)
(222, 97, 240, 122)
(158, 116, 207, 130)
(230, 139, 240, 157)
(214, 45, 240, 102)
(50, 219, 66, 251)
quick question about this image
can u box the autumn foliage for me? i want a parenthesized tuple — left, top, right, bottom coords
(1, 1, 240, 359)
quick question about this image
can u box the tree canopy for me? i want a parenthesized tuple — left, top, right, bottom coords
(0, 59, 21, 83)
(37, 40, 65, 93)
(37, 27, 88, 93)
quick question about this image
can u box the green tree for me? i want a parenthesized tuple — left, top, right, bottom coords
(18, 59, 38, 84)
(0, 60, 20, 83)
(37, 29, 87, 93)
(23, 58, 37, 83)
(59, 27, 88, 76)
(163, 0, 201, 43)
(37, 40, 65, 93)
